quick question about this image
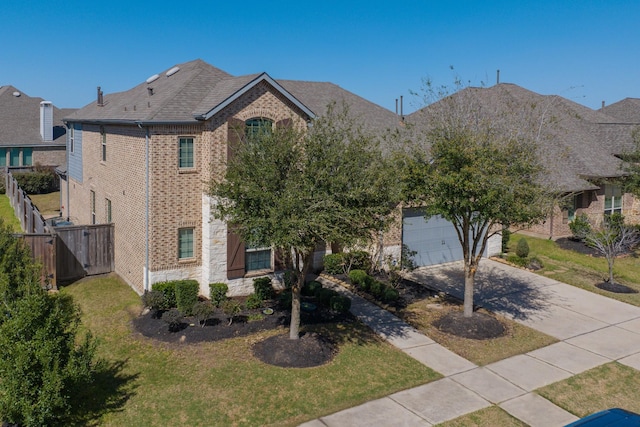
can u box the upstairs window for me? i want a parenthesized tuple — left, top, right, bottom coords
(100, 127, 107, 162)
(604, 185, 622, 215)
(69, 126, 75, 153)
(245, 118, 273, 139)
(179, 137, 194, 169)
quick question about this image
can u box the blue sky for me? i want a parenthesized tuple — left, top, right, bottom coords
(2, 0, 638, 113)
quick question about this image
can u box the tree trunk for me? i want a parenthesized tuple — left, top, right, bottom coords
(289, 249, 314, 340)
(463, 260, 476, 317)
(607, 255, 615, 283)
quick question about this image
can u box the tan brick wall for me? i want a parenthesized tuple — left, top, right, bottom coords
(33, 146, 66, 167)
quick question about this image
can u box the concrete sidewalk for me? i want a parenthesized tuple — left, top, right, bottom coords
(301, 260, 640, 427)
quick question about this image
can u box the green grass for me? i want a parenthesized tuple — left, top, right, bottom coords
(0, 194, 22, 231)
(61, 275, 441, 426)
(437, 406, 527, 427)
(537, 362, 640, 418)
(508, 234, 640, 306)
(27, 191, 60, 217)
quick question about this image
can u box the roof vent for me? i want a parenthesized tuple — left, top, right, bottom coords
(12, 91, 20, 97)
(147, 87, 154, 96)
(97, 86, 104, 107)
(146, 74, 160, 84)
(166, 66, 180, 77)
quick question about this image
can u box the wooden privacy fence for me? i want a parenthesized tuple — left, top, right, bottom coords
(5, 171, 50, 234)
(15, 224, 114, 289)
(5, 171, 114, 288)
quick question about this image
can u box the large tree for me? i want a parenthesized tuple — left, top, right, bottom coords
(400, 80, 552, 318)
(210, 103, 398, 339)
(0, 221, 98, 426)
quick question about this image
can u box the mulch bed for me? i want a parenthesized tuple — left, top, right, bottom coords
(131, 296, 353, 368)
(555, 237, 602, 257)
(596, 281, 639, 294)
(432, 311, 506, 340)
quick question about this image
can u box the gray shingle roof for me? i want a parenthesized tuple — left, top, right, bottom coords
(406, 83, 637, 193)
(0, 85, 71, 147)
(66, 59, 401, 134)
(600, 98, 640, 124)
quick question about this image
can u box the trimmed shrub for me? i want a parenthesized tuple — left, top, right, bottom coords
(569, 213, 591, 241)
(222, 299, 242, 325)
(348, 269, 368, 287)
(507, 254, 529, 268)
(13, 169, 58, 194)
(209, 282, 228, 307)
(162, 308, 184, 332)
(302, 280, 322, 297)
(152, 281, 176, 309)
(344, 250, 371, 273)
(515, 238, 530, 259)
(501, 227, 511, 253)
(316, 288, 339, 307)
(282, 270, 297, 289)
(330, 295, 352, 313)
(253, 277, 274, 300)
(369, 280, 386, 299)
(323, 253, 345, 274)
(245, 293, 263, 310)
(141, 290, 166, 317)
(175, 280, 199, 316)
(279, 290, 292, 308)
(192, 301, 214, 327)
(382, 287, 400, 303)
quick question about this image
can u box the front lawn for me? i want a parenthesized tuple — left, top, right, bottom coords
(508, 234, 640, 306)
(537, 362, 640, 418)
(62, 275, 440, 426)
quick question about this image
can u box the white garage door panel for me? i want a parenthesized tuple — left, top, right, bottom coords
(403, 209, 488, 267)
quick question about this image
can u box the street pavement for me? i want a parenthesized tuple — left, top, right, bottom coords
(300, 259, 640, 427)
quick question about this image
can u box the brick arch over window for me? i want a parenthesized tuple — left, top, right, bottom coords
(225, 117, 292, 279)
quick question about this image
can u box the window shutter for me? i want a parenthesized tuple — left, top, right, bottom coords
(276, 118, 292, 128)
(227, 118, 245, 163)
(227, 226, 245, 279)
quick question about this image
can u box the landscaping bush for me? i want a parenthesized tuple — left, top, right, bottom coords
(175, 280, 199, 315)
(209, 282, 228, 307)
(323, 253, 345, 274)
(13, 169, 58, 194)
(569, 213, 591, 241)
(330, 295, 352, 313)
(222, 299, 242, 325)
(245, 293, 263, 310)
(302, 280, 322, 297)
(141, 290, 166, 317)
(253, 277, 274, 300)
(501, 227, 511, 253)
(382, 286, 400, 303)
(282, 270, 297, 289)
(192, 301, 215, 327)
(344, 250, 371, 273)
(278, 290, 292, 308)
(152, 281, 177, 309)
(162, 308, 184, 332)
(369, 280, 386, 299)
(515, 238, 530, 258)
(507, 254, 529, 268)
(348, 269, 368, 287)
(316, 288, 339, 307)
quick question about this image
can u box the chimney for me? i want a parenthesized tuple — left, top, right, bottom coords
(601, 101, 605, 109)
(40, 101, 53, 142)
(97, 86, 104, 107)
(496, 69, 500, 85)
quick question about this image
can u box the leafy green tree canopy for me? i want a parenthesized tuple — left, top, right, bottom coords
(399, 78, 552, 317)
(210, 103, 398, 339)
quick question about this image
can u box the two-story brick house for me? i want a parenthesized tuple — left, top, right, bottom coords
(62, 59, 401, 295)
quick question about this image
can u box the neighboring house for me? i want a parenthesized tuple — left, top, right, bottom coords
(62, 59, 401, 296)
(405, 84, 640, 249)
(0, 85, 71, 172)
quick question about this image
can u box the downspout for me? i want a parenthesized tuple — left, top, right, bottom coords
(66, 126, 70, 221)
(138, 122, 150, 292)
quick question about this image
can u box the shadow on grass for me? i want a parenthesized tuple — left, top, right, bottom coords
(66, 358, 139, 426)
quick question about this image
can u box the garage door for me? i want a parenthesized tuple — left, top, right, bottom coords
(402, 208, 469, 267)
